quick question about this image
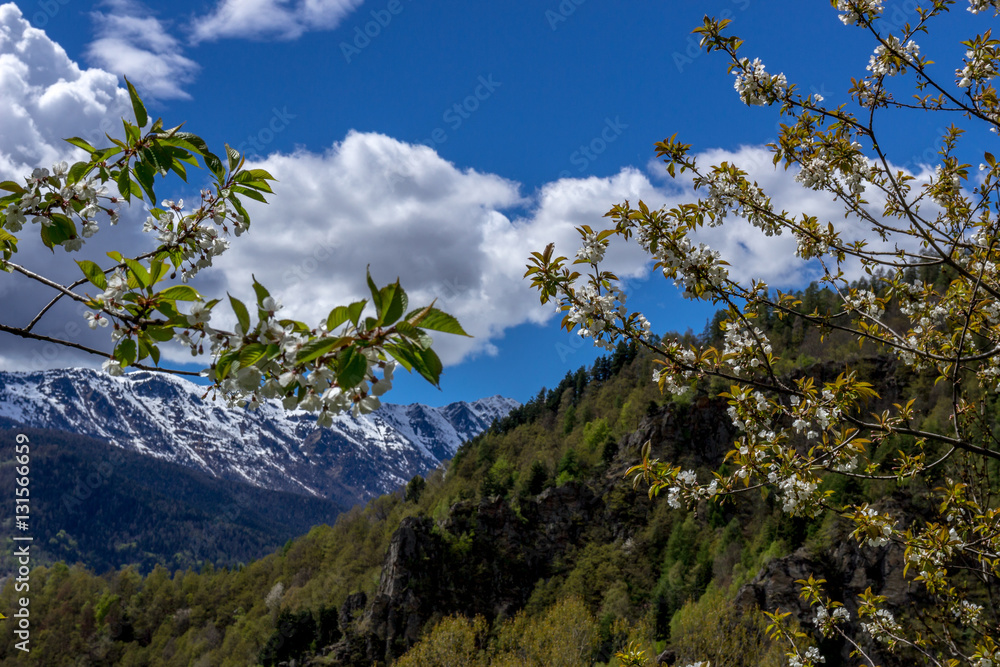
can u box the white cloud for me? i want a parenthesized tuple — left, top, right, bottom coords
(0, 3, 129, 175)
(192, 0, 363, 42)
(85, 1, 198, 100)
(0, 2, 932, 376)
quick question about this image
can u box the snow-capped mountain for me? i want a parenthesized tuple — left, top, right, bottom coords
(0, 368, 518, 507)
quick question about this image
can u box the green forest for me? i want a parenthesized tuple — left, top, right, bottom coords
(0, 275, 979, 666)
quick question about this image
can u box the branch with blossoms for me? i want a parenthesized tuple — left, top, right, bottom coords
(527, 2, 1000, 665)
(0, 79, 468, 420)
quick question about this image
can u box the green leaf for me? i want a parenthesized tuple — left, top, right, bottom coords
(326, 305, 353, 331)
(229, 295, 251, 334)
(67, 161, 91, 186)
(124, 77, 148, 127)
(231, 186, 267, 203)
(0, 181, 25, 194)
(225, 144, 241, 171)
(336, 347, 368, 389)
(133, 161, 156, 203)
(124, 258, 151, 289)
(410, 347, 443, 387)
(215, 350, 238, 380)
(115, 338, 137, 367)
(367, 268, 383, 314)
(144, 326, 175, 342)
(239, 343, 268, 367)
(408, 307, 470, 337)
(171, 132, 224, 178)
(246, 168, 276, 181)
(385, 343, 443, 386)
(347, 300, 367, 326)
(116, 168, 132, 202)
(159, 285, 201, 301)
(252, 278, 270, 307)
(76, 260, 107, 290)
(295, 337, 345, 365)
(64, 137, 96, 154)
(378, 281, 407, 326)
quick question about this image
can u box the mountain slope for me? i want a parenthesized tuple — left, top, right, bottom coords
(0, 368, 518, 507)
(0, 420, 345, 576)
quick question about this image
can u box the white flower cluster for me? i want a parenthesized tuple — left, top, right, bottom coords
(566, 282, 629, 350)
(2, 163, 117, 252)
(951, 599, 983, 625)
(778, 474, 818, 514)
(665, 469, 718, 509)
(836, 0, 883, 25)
(862, 508, 893, 547)
(143, 193, 246, 282)
(967, 0, 1000, 14)
(814, 605, 851, 637)
(957, 43, 998, 88)
(733, 57, 789, 106)
(722, 323, 772, 375)
(867, 36, 921, 77)
(703, 172, 780, 235)
(794, 142, 872, 196)
(575, 232, 607, 264)
(930, 165, 962, 206)
(862, 608, 901, 644)
(788, 646, 825, 667)
(844, 289, 884, 319)
(176, 296, 395, 421)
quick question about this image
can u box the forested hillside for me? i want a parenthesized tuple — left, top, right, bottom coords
(0, 279, 972, 666)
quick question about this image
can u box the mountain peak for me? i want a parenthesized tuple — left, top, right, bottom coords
(0, 367, 517, 507)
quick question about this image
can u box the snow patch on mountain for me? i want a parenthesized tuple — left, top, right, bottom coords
(0, 368, 518, 507)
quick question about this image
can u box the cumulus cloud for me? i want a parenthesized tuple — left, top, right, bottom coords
(0, 2, 932, 375)
(191, 0, 363, 42)
(0, 3, 130, 176)
(85, 0, 199, 100)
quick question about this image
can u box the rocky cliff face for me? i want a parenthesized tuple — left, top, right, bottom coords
(325, 395, 740, 665)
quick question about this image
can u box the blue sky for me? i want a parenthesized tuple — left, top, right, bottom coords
(0, 0, 989, 406)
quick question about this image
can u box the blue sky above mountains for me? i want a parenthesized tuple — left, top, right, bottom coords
(0, 0, 988, 405)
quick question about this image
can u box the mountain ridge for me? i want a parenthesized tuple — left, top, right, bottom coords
(0, 368, 518, 507)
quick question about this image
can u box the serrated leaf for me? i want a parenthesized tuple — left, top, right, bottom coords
(295, 337, 344, 365)
(225, 144, 241, 171)
(326, 305, 353, 331)
(239, 343, 268, 367)
(0, 181, 25, 193)
(409, 307, 470, 337)
(347, 300, 366, 326)
(159, 285, 201, 301)
(124, 258, 151, 289)
(378, 281, 407, 326)
(115, 338, 137, 367)
(116, 168, 131, 201)
(336, 347, 368, 389)
(229, 295, 250, 334)
(367, 268, 382, 313)
(67, 161, 91, 186)
(76, 260, 107, 290)
(215, 350, 238, 380)
(64, 137, 96, 154)
(125, 77, 148, 127)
